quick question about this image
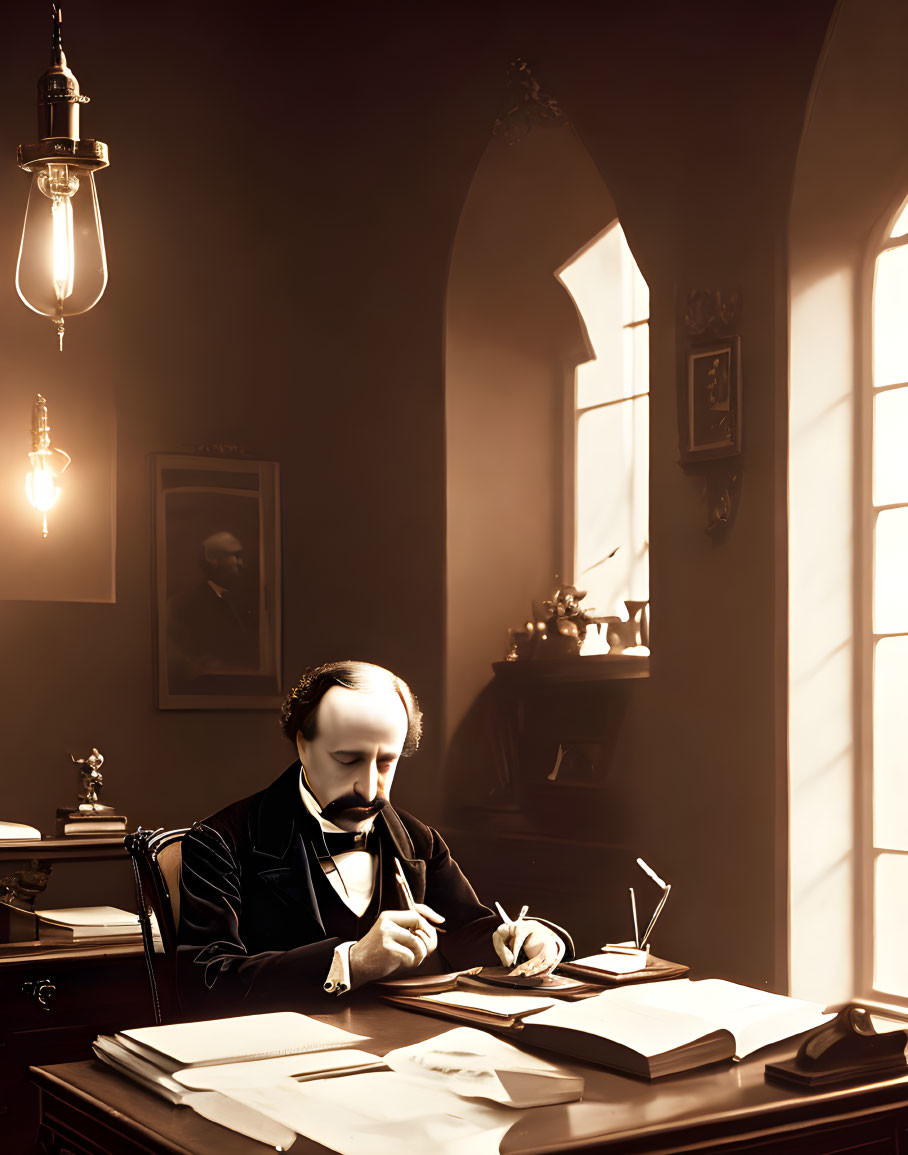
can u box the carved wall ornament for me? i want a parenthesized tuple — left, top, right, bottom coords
(682, 288, 742, 339)
(678, 289, 743, 535)
(493, 58, 569, 145)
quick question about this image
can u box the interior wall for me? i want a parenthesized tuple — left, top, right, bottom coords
(0, 2, 460, 859)
(0, 0, 836, 980)
(444, 0, 837, 990)
(789, 0, 908, 1003)
(446, 126, 618, 740)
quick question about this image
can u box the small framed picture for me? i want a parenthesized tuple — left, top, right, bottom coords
(153, 454, 282, 709)
(679, 337, 742, 462)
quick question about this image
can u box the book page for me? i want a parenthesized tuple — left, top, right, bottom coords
(605, 979, 832, 1058)
(530, 990, 725, 1057)
(120, 1011, 368, 1066)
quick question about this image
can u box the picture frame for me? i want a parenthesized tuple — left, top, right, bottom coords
(153, 454, 282, 709)
(679, 336, 742, 462)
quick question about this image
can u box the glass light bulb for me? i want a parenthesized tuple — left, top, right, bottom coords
(16, 162, 107, 340)
(25, 460, 59, 513)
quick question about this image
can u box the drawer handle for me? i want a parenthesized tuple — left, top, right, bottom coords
(21, 978, 56, 1011)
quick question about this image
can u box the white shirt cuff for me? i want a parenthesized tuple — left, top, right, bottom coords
(323, 941, 355, 994)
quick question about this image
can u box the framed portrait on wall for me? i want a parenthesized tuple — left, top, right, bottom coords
(679, 337, 742, 462)
(153, 454, 282, 709)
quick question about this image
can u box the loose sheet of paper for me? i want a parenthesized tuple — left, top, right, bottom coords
(174, 1049, 385, 1090)
(219, 1070, 517, 1155)
(383, 1027, 583, 1107)
(417, 990, 556, 1017)
(572, 952, 647, 975)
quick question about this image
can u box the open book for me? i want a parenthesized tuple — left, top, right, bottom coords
(515, 978, 833, 1078)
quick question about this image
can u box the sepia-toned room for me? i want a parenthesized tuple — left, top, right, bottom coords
(1, 0, 907, 1151)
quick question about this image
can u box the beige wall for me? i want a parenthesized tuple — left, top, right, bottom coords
(0, 0, 837, 978)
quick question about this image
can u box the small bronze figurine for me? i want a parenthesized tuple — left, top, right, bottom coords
(57, 747, 126, 837)
(72, 747, 105, 811)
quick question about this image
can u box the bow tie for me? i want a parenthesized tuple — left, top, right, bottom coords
(315, 827, 378, 859)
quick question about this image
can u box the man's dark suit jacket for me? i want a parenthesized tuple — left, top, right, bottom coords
(177, 762, 505, 1016)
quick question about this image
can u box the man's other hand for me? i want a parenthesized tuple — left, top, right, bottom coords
(349, 904, 444, 986)
(493, 918, 565, 977)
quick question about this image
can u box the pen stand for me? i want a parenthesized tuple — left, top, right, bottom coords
(602, 944, 651, 971)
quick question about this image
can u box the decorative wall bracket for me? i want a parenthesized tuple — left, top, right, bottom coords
(493, 58, 569, 144)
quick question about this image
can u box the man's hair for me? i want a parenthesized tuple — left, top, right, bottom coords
(279, 660, 423, 757)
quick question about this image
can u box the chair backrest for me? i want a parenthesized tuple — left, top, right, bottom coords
(125, 827, 189, 1025)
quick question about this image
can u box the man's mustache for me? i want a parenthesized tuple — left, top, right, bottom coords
(320, 792, 387, 821)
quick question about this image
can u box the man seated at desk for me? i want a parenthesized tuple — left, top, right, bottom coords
(177, 659, 571, 1015)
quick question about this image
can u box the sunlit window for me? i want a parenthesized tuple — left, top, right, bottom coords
(869, 199, 908, 998)
(556, 223, 649, 653)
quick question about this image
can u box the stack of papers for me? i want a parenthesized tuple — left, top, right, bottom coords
(94, 1011, 374, 1148)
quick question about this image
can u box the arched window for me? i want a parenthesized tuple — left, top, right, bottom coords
(556, 223, 649, 650)
(866, 195, 908, 1001)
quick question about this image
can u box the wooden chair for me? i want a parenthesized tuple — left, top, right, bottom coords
(125, 827, 188, 1025)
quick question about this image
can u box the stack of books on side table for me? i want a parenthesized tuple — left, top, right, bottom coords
(56, 806, 127, 836)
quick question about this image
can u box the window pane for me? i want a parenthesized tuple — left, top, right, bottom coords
(874, 507, 908, 633)
(560, 224, 646, 409)
(890, 201, 908, 239)
(621, 239, 650, 325)
(874, 637, 908, 851)
(874, 247, 908, 387)
(575, 396, 649, 620)
(622, 322, 649, 400)
(874, 853, 908, 996)
(874, 387, 908, 506)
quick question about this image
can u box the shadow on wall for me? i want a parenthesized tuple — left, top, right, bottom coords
(444, 120, 620, 753)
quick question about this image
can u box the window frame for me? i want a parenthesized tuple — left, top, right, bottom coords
(555, 221, 650, 638)
(858, 193, 908, 1009)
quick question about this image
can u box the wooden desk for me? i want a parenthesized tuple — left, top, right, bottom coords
(29, 995, 908, 1155)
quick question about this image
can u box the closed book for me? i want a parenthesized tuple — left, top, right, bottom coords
(37, 906, 142, 939)
(115, 1011, 368, 1074)
(513, 979, 833, 1079)
(0, 820, 40, 841)
(381, 988, 557, 1030)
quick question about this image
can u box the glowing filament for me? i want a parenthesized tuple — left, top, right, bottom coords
(51, 193, 75, 304)
(25, 394, 70, 537)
